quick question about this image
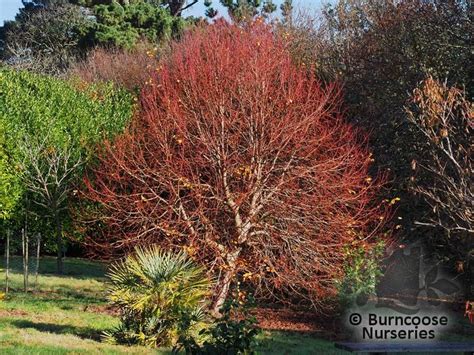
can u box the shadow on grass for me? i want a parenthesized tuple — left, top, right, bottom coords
(0, 256, 107, 280)
(6, 286, 107, 304)
(9, 319, 105, 342)
(44, 288, 107, 303)
(256, 331, 344, 354)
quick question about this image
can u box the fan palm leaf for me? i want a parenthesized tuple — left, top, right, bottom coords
(105, 245, 211, 347)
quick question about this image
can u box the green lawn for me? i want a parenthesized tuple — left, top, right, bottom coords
(0, 257, 471, 354)
(0, 256, 345, 354)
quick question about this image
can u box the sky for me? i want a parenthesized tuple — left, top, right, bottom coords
(1, 0, 23, 24)
(0, 0, 327, 25)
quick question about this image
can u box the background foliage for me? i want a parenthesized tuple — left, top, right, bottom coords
(277, 0, 473, 294)
(0, 68, 133, 268)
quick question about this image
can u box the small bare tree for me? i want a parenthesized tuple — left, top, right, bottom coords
(406, 77, 473, 289)
(20, 137, 83, 274)
(407, 77, 473, 235)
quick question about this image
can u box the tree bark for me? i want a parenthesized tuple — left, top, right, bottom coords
(5, 229, 10, 294)
(22, 228, 29, 292)
(35, 233, 41, 289)
(212, 248, 241, 316)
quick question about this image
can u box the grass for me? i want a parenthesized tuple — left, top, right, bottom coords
(257, 331, 341, 354)
(0, 256, 348, 354)
(0, 256, 155, 354)
(0, 256, 472, 354)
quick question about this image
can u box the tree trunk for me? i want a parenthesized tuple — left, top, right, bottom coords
(55, 214, 63, 275)
(22, 228, 29, 292)
(212, 269, 234, 316)
(211, 249, 241, 316)
(35, 233, 41, 289)
(5, 229, 10, 294)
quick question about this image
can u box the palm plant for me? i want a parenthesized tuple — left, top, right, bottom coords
(104, 245, 211, 347)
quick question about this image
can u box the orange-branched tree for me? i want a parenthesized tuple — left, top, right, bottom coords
(80, 20, 388, 313)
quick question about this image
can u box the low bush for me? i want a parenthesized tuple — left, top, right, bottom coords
(104, 245, 211, 347)
(337, 241, 385, 308)
(105, 245, 260, 353)
(178, 287, 260, 355)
